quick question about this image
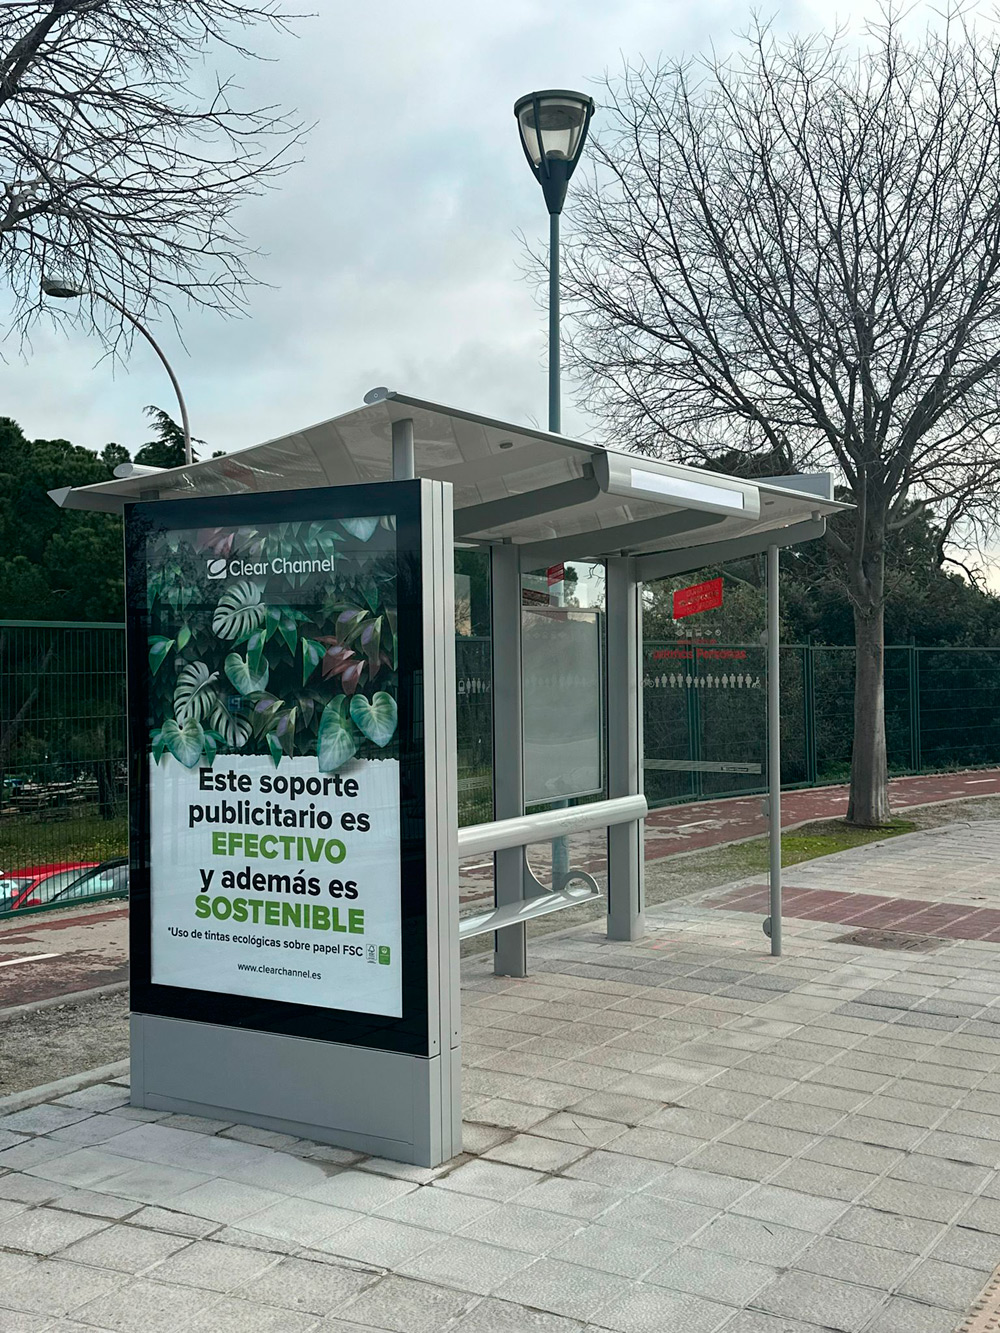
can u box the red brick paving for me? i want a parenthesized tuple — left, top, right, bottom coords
(644, 768, 1000, 861)
(710, 884, 1000, 941)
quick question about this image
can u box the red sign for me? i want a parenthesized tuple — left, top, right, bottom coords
(547, 563, 565, 586)
(673, 577, 723, 620)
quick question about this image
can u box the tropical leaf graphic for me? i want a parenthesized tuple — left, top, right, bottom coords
(209, 701, 252, 749)
(212, 580, 265, 640)
(340, 516, 380, 542)
(149, 635, 174, 675)
(225, 652, 269, 696)
(301, 638, 324, 686)
(160, 717, 206, 768)
(147, 517, 398, 767)
(350, 692, 397, 747)
(317, 696, 359, 771)
(173, 661, 219, 724)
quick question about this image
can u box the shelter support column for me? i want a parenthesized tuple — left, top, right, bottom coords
(490, 542, 527, 977)
(606, 556, 644, 941)
(766, 543, 782, 956)
(392, 419, 415, 480)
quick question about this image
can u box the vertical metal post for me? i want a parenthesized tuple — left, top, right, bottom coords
(548, 212, 561, 434)
(606, 557, 645, 941)
(803, 639, 818, 785)
(689, 651, 704, 800)
(913, 647, 922, 771)
(908, 638, 920, 772)
(392, 418, 415, 481)
(546, 208, 570, 886)
(491, 543, 527, 977)
(766, 544, 782, 957)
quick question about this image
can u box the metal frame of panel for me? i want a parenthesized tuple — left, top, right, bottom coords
(126, 478, 461, 1166)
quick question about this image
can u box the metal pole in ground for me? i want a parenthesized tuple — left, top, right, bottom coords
(766, 543, 782, 956)
(546, 208, 571, 888)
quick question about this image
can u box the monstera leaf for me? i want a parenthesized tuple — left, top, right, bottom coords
(209, 701, 252, 749)
(225, 652, 269, 696)
(317, 696, 359, 772)
(173, 662, 219, 724)
(340, 516, 380, 543)
(212, 580, 265, 640)
(160, 717, 205, 769)
(350, 691, 397, 747)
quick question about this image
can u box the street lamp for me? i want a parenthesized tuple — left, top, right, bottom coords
(41, 278, 194, 466)
(514, 89, 595, 433)
(514, 90, 595, 892)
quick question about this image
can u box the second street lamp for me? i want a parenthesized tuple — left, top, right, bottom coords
(514, 89, 595, 433)
(41, 278, 194, 467)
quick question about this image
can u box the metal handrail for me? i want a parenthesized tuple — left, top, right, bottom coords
(457, 794, 647, 859)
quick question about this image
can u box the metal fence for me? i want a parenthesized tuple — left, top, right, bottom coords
(4, 621, 1000, 907)
(643, 641, 1000, 806)
(0, 621, 128, 916)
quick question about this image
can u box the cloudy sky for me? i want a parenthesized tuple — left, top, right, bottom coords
(2, 0, 926, 458)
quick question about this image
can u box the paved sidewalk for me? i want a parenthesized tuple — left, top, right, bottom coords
(713, 822, 1000, 940)
(4, 827, 1000, 1329)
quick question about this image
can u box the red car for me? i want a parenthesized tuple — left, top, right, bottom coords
(0, 862, 98, 912)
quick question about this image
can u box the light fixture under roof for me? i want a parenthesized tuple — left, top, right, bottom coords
(592, 452, 760, 520)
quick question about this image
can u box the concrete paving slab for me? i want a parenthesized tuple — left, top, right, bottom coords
(10, 823, 1000, 1329)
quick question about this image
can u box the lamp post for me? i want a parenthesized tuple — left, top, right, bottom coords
(514, 89, 595, 434)
(514, 90, 595, 889)
(41, 279, 194, 466)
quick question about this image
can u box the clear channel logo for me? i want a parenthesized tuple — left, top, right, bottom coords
(206, 552, 335, 579)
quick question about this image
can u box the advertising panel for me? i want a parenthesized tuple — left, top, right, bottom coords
(127, 484, 429, 1052)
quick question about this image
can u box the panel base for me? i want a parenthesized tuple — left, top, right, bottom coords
(131, 1013, 462, 1167)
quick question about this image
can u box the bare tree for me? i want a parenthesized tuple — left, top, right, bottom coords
(561, 14, 1000, 825)
(0, 1, 303, 344)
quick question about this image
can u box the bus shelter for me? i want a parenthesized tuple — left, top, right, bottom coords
(52, 390, 844, 1165)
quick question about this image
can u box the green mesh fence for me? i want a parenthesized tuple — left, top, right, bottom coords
(3, 621, 1000, 905)
(643, 641, 1000, 806)
(0, 621, 128, 915)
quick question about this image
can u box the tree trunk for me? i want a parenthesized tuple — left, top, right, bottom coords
(0, 644, 54, 804)
(95, 759, 116, 821)
(847, 601, 891, 825)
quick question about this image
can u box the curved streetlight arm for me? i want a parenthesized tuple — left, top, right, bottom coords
(95, 293, 193, 467)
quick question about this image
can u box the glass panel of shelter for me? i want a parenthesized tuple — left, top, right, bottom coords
(522, 561, 609, 905)
(454, 554, 612, 956)
(642, 555, 767, 809)
(455, 549, 496, 943)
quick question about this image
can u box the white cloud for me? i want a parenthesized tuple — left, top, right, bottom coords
(2, 0, 920, 457)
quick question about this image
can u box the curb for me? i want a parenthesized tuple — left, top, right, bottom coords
(0, 1059, 129, 1115)
(0, 980, 128, 1022)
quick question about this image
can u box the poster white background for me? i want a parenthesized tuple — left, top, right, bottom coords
(151, 753, 402, 1016)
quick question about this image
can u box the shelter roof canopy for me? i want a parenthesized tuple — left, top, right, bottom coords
(49, 390, 846, 561)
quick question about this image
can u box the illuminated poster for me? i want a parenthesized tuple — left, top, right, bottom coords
(141, 511, 403, 1017)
